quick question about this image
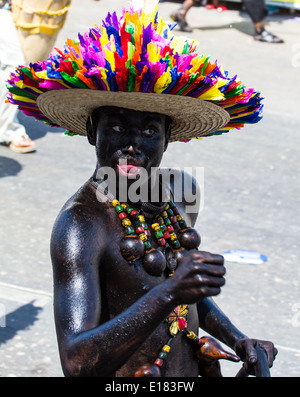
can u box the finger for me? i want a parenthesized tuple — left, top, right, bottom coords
(195, 274, 226, 288)
(265, 346, 274, 368)
(258, 342, 277, 367)
(268, 346, 278, 367)
(191, 251, 224, 266)
(269, 347, 278, 367)
(245, 341, 257, 365)
(199, 286, 222, 297)
(193, 262, 226, 277)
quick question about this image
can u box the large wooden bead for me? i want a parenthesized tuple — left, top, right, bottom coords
(143, 249, 166, 276)
(119, 235, 145, 263)
(196, 336, 240, 364)
(174, 247, 188, 264)
(177, 228, 201, 250)
(134, 363, 161, 377)
(165, 246, 177, 273)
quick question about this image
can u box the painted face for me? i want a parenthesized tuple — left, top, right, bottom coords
(90, 106, 170, 179)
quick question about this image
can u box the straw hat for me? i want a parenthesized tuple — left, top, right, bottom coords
(7, 7, 263, 142)
(37, 90, 230, 142)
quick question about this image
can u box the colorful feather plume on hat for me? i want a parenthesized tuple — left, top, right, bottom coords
(6, 6, 263, 140)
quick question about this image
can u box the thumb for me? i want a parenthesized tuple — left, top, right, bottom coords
(245, 340, 258, 365)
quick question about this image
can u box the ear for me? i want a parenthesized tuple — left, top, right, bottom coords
(164, 120, 171, 152)
(86, 115, 96, 146)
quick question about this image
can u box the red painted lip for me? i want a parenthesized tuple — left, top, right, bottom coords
(117, 164, 141, 177)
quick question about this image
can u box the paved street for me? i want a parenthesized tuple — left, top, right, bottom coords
(0, 0, 299, 377)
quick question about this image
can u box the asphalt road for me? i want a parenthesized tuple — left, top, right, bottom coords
(0, 0, 299, 377)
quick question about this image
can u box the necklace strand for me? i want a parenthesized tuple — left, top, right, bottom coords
(112, 199, 203, 376)
(112, 199, 186, 252)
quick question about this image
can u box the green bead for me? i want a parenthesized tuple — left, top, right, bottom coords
(169, 200, 175, 208)
(115, 205, 124, 214)
(125, 226, 134, 235)
(142, 222, 148, 229)
(155, 230, 163, 239)
(167, 208, 174, 217)
(164, 218, 171, 226)
(126, 207, 134, 214)
(179, 220, 187, 229)
(159, 351, 168, 359)
(144, 241, 152, 250)
(160, 224, 167, 232)
(171, 240, 181, 249)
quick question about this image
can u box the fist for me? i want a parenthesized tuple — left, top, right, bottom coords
(167, 250, 226, 305)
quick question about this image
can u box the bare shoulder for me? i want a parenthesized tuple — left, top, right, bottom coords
(160, 167, 201, 226)
(50, 181, 110, 270)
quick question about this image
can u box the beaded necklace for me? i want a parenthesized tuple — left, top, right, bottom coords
(113, 199, 201, 277)
(112, 198, 203, 377)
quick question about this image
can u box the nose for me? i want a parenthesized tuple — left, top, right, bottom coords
(122, 129, 142, 156)
(123, 145, 141, 156)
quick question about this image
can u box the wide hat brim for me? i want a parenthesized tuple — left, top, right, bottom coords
(37, 90, 230, 142)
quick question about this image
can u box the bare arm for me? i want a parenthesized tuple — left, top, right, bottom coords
(197, 298, 247, 348)
(170, 168, 200, 228)
(51, 207, 180, 377)
(179, 172, 277, 368)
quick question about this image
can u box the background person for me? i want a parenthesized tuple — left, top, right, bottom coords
(0, 0, 35, 153)
(242, 0, 284, 43)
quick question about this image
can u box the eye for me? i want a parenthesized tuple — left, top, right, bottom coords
(112, 124, 125, 133)
(142, 128, 157, 137)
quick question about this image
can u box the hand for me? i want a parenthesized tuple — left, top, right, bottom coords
(234, 338, 278, 374)
(166, 250, 226, 305)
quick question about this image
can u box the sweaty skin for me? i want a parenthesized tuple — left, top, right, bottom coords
(51, 107, 277, 377)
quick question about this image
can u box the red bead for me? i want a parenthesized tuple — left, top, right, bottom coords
(135, 226, 144, 235)
(167, 225, 174, 233)
(118, 212, 127, 220)
(145, 229, 151, 237)
(157, 238, 166, 246)
(173, 207, 179, 215)
(154, 358, 164, 367)
(130, 209, 139, 219)
(163, 232, 170, 240)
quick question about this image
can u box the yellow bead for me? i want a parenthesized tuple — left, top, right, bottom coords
(157, 217, 164, 225)
(139, 233, 147, 242)
(164, 204, 169, 210)
(112, 199, 120, 207)
(151, 222, 160, 230)
(176, 215, 182, 221)
(121, 203, 129, 209)
(122, 218, 131, 227)
(186, 331, 196, 340)
(138, 215, 145, 222)
(170, 232, 177, 241)
(161, 211, 168, 219)
(162, 345, 171, 353)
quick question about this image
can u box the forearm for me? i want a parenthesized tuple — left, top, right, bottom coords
(60, 283, 176, 377)
(197, 298, 247, 350)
